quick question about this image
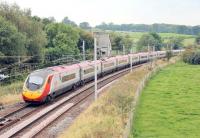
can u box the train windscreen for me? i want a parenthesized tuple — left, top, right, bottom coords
(26, 76, 45, 91)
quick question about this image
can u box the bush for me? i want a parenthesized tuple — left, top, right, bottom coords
(183, 50, 200, 64)
(166, 51, 173, 61)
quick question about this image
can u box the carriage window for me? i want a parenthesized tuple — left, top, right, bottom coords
(62, 73, 76, 82)
(141, 56, 147, 58)
(119, 59, 128, 64)
(84, 68, 94, 74)
(104, 62, 114, 68)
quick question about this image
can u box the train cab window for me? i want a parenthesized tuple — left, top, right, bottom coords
(26, 76, 44, 91)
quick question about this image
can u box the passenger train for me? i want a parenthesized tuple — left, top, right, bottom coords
(22, 50, 183, 103)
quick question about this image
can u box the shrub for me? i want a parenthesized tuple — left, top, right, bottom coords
(183, 49, 200, 64)
(166, 51, 173, 61)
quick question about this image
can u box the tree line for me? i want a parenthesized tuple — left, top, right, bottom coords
(0, 2, 198, 67)
(96, 23, 200, 35)
(0, 2, 95, 65)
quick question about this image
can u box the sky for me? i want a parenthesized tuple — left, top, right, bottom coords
(2, 0, 200, 26)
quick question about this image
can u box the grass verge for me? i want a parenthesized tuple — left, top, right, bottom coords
(0, 82, 23, 105)
(131, 62, 200, 138)
(59, 58, 176, 138)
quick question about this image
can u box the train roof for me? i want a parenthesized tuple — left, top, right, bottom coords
(101, 57, 116, 62)
(116, 55, 128, 59)
(48, 64, 80, 72)
(30, 68, 54, 78)
(78, 61, 92, 68)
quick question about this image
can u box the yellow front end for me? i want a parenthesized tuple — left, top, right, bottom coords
(22, 88, 42, 100)
(22, 84, 44, 102)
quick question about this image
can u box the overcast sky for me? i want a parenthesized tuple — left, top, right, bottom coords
(2, 0, 200, 26)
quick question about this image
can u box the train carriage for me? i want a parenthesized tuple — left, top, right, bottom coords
(128, 53, 140, 65)
(148, 52, 157, 60)
(79, 61, 101, 84)
(157, 51, 166, 58)
(52, 64, 81, 92)
(173, 50, 181, 56)
(116, 55, 129, 69)
(101, 57, 117, 75)
(139, 53, 149, 63)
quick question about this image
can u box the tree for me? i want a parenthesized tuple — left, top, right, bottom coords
(32, 16, 41, 22)
(0, 16, 26, 63)
(42, 17, 55, 26)
(95, 23, 200, 35)
(196, 34, 200, 45)
(150, 32, 162, 50)
(79, 22, 91, 29)
(169, 37, 183, 50)
(109, 32, 124, 51)
(45, 23, 80, 60)
(0, 2, 47, 62)
(77, 29, 93, 52)
(137, 34, 155, 52)
(137, 33, 163, 51)
(122, 35, 134, 53)
(62, 17, 77, 27)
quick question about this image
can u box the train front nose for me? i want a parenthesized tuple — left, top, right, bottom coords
(22, 90, 42, 101)
(22, 75, 46, 102)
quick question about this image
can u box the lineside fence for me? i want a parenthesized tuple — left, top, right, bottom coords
(123, 62, 170, 138)
(0, 54, 92, 85)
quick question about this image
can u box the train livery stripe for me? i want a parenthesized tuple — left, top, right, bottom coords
(35, 75, 53, 101)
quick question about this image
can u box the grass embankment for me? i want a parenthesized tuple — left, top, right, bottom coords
(0, 82, 23, 105)
(60, 59, 175, 138)
(131, 63, 200, 138)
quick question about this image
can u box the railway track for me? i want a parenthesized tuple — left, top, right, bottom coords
(0, 64, 143, 138)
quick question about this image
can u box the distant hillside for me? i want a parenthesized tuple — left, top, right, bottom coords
(96, 23, 200, 35)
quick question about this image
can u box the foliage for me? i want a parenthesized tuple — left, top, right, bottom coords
(110, 32, 124, 51)
(109, 32, 134, 54)
(132, 63, 200, 138)
(183, 49, 200, 65)
(96, 23, 200, 35)
(168, 37, 183, 50)
(45, 23, 80, 60)
(62, 16, 77, 27)
(137, 33, 163, 51)
(0, 2, 47, 62)
(77, 29, 94, 59)
(42, 17, 56, 26)
(0, 81, 23, 105)
(195, 34, 200, 45)
(0, 16, 26, 56)
(166, 51, 173, 61)
(0, 16, 26, 64)
(79, 22, 91, 29)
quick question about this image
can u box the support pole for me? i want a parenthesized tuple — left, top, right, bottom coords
(171, 44, 173, 51)
(94, 38, 98, 100)
(130, 55, 133, 72)
(82, 40, 85, 61)
(123, 45, 125, 55)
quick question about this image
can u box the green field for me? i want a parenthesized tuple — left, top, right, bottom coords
(114, 31, 195, 46)
(131, 63, 200, 138)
